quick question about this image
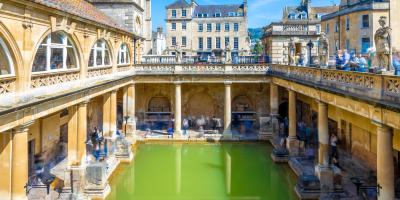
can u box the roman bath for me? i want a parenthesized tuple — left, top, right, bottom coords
(0, 0, 399, 200)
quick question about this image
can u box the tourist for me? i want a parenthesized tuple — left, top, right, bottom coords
(167, 126, 174, 138)
(330, 133, 339, 163)
(183, 118, 189, 135)
(393, 49, 400, 75)
(343, 49, 351, 69)
(358, 54, 368, 70)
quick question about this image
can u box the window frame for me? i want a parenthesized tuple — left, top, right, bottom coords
(32, 32, 79, 73)
(0, 37, 14, 77)
(88, 39, 111, 68)
(117, 43, 130, 65)
(172, 10, 177, 18)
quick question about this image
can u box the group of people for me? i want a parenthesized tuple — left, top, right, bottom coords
(335, 49, 371, 72)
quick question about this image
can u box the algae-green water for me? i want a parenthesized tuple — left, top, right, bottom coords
(107, 143, 297, 200)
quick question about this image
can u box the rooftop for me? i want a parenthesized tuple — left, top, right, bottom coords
(193, 4, 245, 18)
(30, 0, 131, 34)
(166, 0, 191, 9)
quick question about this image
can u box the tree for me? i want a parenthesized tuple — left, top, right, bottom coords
(252, 41, 264, 55)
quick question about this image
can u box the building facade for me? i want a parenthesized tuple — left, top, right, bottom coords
(88, 0, 153, 58)
(262, 0, 338, 65)
(165, 0, 250, 59)
(152, 26, 167, 55)
(321, 0, 389, 56)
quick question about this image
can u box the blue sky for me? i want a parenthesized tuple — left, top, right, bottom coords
(152, 0, 340, 30)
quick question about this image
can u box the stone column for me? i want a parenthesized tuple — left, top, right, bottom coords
(375, 122, 394, 200)
(68, 105, 79, 166)
(174, 82, 182, 135)
(12, 121, 33, 200)
(124, 83, 136, 136)
(110, 90, 117, 136)
(0, 130, 12, 199)
(77, 101, 88, 164)
(103, 93, 111, 136)
(224, 81, 232, 136)
(270, 83, 279, 138)
(287, 89, 299, 153)
(315, 101, 333, 191)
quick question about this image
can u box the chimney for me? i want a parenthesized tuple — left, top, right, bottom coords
(157, 26, 163, 34)
(243, 0, 247, 15)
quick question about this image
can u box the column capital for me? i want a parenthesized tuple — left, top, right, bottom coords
(174, 81, 182, 85)
(316, 100, 327, 106)
(372, 120, 392, 131)
(128, 82, 136, 86)
(79, 99, 90, 106)
(224, 81, 232, 85)
(15, 120, 34, 133)
(110, 90, 118, 94)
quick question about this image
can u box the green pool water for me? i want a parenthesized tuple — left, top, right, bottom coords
(107, 143, 297, 200)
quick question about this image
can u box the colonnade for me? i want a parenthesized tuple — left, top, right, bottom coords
(268, 83, 395, 200)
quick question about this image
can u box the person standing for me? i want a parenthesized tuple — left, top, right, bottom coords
(183, 118, 189, 135)
(330, 133, 339, 163)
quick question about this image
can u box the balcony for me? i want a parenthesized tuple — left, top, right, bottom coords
(269, 65, 400, 108)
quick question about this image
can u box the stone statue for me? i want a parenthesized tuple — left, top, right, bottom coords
(174, 43, 182, 63)
(318, 32, 329, 67)
(374, 16, 392, 71)
(288, 38, 295, 65)
(225, 42, 232, 64)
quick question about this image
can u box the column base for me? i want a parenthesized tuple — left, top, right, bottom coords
(315, 165, 334, 192)
(286, 137, 300, 155)
(222, 130, 233, 140)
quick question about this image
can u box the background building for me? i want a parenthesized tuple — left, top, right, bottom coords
(152, 26, 167, 55)
(262, 0, 338, 65)
(321, 0, 389, 56)
(88, 0, 153, 59)
(165, 0, 250, 59)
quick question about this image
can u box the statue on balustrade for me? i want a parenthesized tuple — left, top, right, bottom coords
(374, 16, 392, 71)
(318, 32, 329, 67)
(225, 42, 232, 64)
(288, 38, 295, 65)
(174, 43, 182, 63)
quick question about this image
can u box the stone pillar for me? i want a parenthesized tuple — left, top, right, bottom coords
(315, 101, 333, 191)
(375, 122, 394, 200)
(77, 101, 88, 164)
(124, 83, 136, 136)
(270, 83, 279, 137)
(110, 90, 117, 136)
(174, 82, 182, 135)
(12, 121, 33, 200)
(287, 89, 299, 153)
(68, 105, 79, 166)
(103, 93, 111, 136)
(0, 130, 12, 199)
(224, 81, 232, 136)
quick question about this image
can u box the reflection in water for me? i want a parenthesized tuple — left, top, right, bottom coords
(107, 143, 297, 200)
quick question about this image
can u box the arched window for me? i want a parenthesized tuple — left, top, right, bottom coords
(32, 32, 78, 72)
(117, 43, 130, 65)
(89, 39, 111, 67)
(0, 37, 13, 76)
(288, 13, 296, 20)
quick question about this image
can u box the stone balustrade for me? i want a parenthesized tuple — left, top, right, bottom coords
(134, 64, 269, 75)
(269, 64, 400, 104)
(0, 76, 16, 94)
(88, 66, 113, 78)
(117, 64, 132, 72)
(31, 70, 80, 88)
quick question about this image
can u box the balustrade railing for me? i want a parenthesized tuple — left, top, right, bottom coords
(269, 65, 400, 104)
(87, 66, 113, 78)
(31, 70, 80, 88)
(0, 76, 16, 94)
(135, 64, 269, 75)
(117, 64, 132, 72)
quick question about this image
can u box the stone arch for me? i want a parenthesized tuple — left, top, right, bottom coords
(0, 21, 24, 89)
(87, 37, 115, 65)
(147, 96, 171, 112)
(232, 95, 255, 112)
(187, 92, 216, 118)
(87, 38, 114, 67)
(29, 28, 84, 74)
(135, 16, 142, 35)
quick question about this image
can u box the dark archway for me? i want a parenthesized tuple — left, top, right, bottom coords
(278, 101, 288, 121)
